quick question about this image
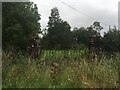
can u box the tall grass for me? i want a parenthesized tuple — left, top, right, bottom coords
(2, 50, 120, 88)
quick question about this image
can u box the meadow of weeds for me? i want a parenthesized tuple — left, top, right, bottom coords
(2, 50, 120, 88)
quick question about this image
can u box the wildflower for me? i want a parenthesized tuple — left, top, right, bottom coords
(67, 78, 72, 82)
(84, 82, 89, 86)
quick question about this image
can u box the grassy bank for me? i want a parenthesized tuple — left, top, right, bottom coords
(2, 50, 120, 88)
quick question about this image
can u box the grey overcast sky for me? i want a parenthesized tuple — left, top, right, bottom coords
(30, 0, 119, 34)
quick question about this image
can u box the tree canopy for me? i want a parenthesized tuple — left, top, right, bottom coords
(101, 26, 120, 52)
(2, 4, 120, 53)
(2, 2, 41, 50)
(43, 7, 74, 49)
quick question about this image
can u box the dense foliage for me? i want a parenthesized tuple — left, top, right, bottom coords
(2, 3, 120, 52)
(72, 27, 97, 48)
(43, 7, 74, 49)
(101, 26, 120, 52)
(2, 2, 41, 50)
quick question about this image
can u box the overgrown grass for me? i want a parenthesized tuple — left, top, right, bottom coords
(2, 50, 120, 88)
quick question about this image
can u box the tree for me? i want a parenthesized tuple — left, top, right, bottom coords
(101, 26, 120, 52)
(72, 26, 97, 48)
(44, 7, 74, 49)
(92, 21, 103, 35)
(2, 2, 41, 50)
